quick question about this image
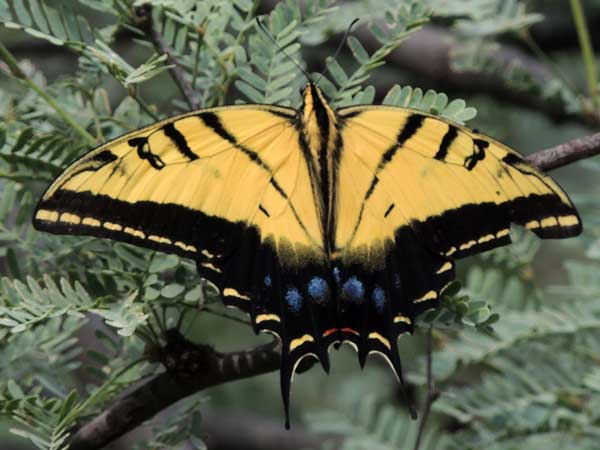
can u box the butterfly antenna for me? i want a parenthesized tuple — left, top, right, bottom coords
(256, 17, 312, 82)
(315, 18, 359, 85)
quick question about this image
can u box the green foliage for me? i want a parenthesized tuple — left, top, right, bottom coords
(433, 0, 585, 119)
(382, 86, 478, 123)
(132, 400, 206, 450)
(0, 126, 81, 183)
(236, 0, 336, 106)
(0, 0, 95, 47)
(307, 393, 449, 450)
(0, 275, 96, 333)
(0, 0, 596, 449)
(0, 341, 150, 450)
(0, 317, 84, 379)
(441, 0, 544, 36)
(2, 383, 75, 450)
(318, 2, 430, 107)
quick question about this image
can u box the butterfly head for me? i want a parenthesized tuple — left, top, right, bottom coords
(301, 82, 336, 127)
(300, 82, 337, 166)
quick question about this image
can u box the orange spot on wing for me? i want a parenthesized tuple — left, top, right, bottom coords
(323, 328, 360, 338)
(341, 327, 360, 336)
(323, 328, 338, 337)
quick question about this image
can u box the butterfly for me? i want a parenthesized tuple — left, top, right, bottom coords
(33, 81, 581, 426)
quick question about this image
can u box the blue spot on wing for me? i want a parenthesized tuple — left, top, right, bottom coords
(307, 277, 328, 303)
(372, 286, 386, 313)
(264, 275, 272, 287)
(342, 276, 365, 302)
(285, 287, 303, 313)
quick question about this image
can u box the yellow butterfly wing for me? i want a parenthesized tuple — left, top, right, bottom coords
(34, 104, 333, 347)
(332, 106, 581, 366)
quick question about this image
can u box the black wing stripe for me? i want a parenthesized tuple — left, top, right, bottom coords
(346, 114, 425, 245)
(198, 112, 289, 199)
(265, 108, 297, 120)
(33, 190, 237, 257)
(434, 125, 458, 161)
(198, 111, 318, 246)
(379, 114, 425, 167)
(464, 138, 488, 170)
(163, 123, 199, 161)
(91, 150, 118, 164)
(369, 113, 425, 200)
(384, 203, 395, 218)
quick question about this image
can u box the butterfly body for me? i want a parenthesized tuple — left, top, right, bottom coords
(34, 82, 581, 425)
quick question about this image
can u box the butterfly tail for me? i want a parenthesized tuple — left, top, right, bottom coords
(259, 248, 336, 427)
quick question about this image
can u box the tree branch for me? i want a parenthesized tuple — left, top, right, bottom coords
(527, 132, 600, 170)
(133, 4, 200, 110)
(65, 131, 600, 450)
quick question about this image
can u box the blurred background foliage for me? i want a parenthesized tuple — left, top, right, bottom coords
(0, 0, 600, 449)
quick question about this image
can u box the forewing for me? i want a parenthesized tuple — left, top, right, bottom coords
(36, 106, 312, 251)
